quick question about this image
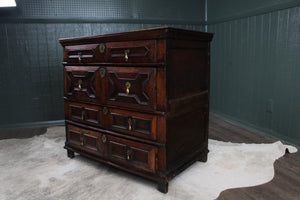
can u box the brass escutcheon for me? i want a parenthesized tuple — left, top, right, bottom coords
(99, 68, 105, 78)
(103, 107, 108, 115)
(101, 134, 107, 144)
(99, 43, 105, 54)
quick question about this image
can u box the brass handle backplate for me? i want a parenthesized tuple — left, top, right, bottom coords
(128, 118, 132, 131)
(126, 149, 132, 160)
(99, 43, 105, 54)
(124, 49, 130, 62)
(125, 81, 131, 94)
(78, 79, 82, 89)
(101, 134, 107, 144)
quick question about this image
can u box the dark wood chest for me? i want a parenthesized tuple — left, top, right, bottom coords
(59, 27, 213, 193)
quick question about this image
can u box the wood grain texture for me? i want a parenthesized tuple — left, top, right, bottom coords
(0, 23, 204, 128)
(60, 27, 213, 193)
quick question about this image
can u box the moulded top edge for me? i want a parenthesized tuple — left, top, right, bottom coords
(59, 26, 214, 46)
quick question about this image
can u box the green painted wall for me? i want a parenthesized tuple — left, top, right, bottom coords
(208, 0, 300, 146)
(207, 0, 300, 23)
(4, 0, 298, 147)
(0, 0, 205, 128)
(0, 0, 205, 23)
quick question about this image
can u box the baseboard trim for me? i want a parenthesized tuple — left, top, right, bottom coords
(210, 110, 300, 148)
(0, 120, 65, 130)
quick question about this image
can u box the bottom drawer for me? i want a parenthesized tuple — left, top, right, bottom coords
(66, 124, 106, 156)
(107, 135, 157, 173)
(65, 123, 157, 174)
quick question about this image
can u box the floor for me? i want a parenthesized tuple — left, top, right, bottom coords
(1, 115, 299, 199)
(209, 114, 300, 200)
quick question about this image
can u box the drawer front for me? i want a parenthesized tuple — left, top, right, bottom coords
(106, 40, 156, 63)
(66, 124, 105, 156)
(107, 135, 157, 173)
(109, 108, 157, 140)
(64, 66, 102, 104)
(64, 44, 105, 63)
(65, 102, 106, 128)
(106, 67, 156, 110)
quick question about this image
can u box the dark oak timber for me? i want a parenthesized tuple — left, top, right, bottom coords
(59, 26, 213, 193)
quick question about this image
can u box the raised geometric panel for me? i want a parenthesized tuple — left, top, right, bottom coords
(64, 66, 100, 104)
(108, 72, 150, 105)
(67, 70, 96, 98)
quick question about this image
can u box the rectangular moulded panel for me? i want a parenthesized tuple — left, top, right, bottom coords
(107, 135, 157, 173)
(106, 40, 156, 63)
(64, 44, 105, 63)
(109, 108, 157, 141)
(65, 101, 105, 128)
(64, 66, 102, 104)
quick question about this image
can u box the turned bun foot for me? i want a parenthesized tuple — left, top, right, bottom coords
(198, 154, 207, 162)
(67, 150, 75, 158)
(158, 180, 168, 193)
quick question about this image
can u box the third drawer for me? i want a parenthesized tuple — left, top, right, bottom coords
(65, 101, 158, 141)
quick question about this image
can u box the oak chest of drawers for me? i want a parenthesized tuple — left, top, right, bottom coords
(59, 27, 213, 193)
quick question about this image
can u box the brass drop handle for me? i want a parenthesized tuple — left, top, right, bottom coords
(80, 136, 84, 146)
(78, 79, 82, 90)
(125, 81, 131, 94)
(78, 52, 82, 62)
(101, 134, 107, 144)
(128, 118, 132, 131)
(126, 149, 132, 161)
(124, 49, 130, 62)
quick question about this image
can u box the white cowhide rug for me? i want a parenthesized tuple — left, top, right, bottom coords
(0, 126, 297, 200)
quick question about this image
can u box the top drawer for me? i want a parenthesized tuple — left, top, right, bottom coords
(64, 44, 105, 63)
(105, 40, 156, 63)
(63, 40, 156, 64)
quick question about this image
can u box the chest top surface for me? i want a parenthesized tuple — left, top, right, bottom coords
(59, 26, 213, 46)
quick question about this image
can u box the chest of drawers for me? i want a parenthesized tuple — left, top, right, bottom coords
(59, 27, 213, 193)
